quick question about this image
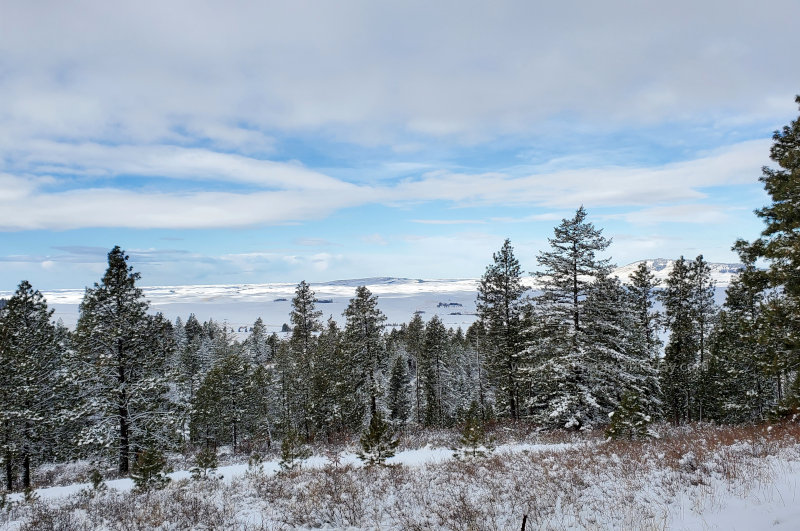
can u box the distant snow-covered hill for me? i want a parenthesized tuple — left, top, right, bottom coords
(612, 259, 744, 286)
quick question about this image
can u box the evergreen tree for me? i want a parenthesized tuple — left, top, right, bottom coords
(130, 447, 170, 492)
(279, 426, 310, 471)
(453, 401, 494, 459)
(0, 281, 61, 490)
(190, 446, 219, 480)
(534, 206, 611, 334)
(746, 95, 800, 299)
(735, 96, 800, 408)
(584, 274, 661, 421)
(476, 239, 528, 420)
(421, 316, 451, 426)
(289, 281, 322, 439)
(356, 409, 398, 467)
(343, 286, 387, 422)
(404, 313, 426, 424)
(528, 207, 614, 428)
(690, 256, 718, 421)
(659, 257, 698, 424)
(244, 317, 271, 365)
(465, 320, 492, 420)
(387, 354, 412, 427)
(191, 347, 252, 453)
(73, 246, 174, 474)
(317, 318, 359, 435)
(605, 392, 653, 440)
(627, 262, 663, 418)
(628, 262, 662, 357)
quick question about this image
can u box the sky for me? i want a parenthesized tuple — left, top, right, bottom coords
(1, 1, 799, 290)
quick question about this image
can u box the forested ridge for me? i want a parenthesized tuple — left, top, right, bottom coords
(1, 96, 799, 492)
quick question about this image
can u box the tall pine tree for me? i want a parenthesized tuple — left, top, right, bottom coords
(0, 281, 62, 490)
(73, 247, 174, 474)
(476, 239, 528, 420)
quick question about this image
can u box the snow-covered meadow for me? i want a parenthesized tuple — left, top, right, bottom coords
(3, 423, 800, 530)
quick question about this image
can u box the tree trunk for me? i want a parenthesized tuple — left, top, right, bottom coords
(5, 451, 12, 491)
(22, 453, 30, 490)
(118, 340, 130, 475)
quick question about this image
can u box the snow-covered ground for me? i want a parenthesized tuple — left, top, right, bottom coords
(4, 259, 739, 333)
(4, 425, 800, 530)
(5, 441, 581, 504)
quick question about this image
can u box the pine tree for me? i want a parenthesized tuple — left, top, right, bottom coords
(659, 257, 697, 425)
(190, 446, 219, 480)
(453, 401, 494, 459)
(627, 262, 663, 419)
(465, 320, 492, 420)
(421, 316, 451, 426)
(689, 256, 718, 421)
(191, 347, 252, 453)
(605, 392, 653, 440)
(279, 426, 311, 471)
(735, 96, 800, 408)
(0, 281, 61, 490)
(535, 206, 611, 334)
(747, 95, 800, 299)
(583, 274, 661, 423)
(289, 281, 322, 439)
(628, 262, 662, 357)
(343, 286, 387, 423)
(130, 447, 170, 492)
(244, 317, 271, 365)
(387, 354, 412, 427)
(317, 318, 359, 435)
(404, 313, 426, 424)
(528, 207, 614, 428)
(476, 239, 528, 420)
(73, 246, 174, 474)
(356, 409, 399, 467)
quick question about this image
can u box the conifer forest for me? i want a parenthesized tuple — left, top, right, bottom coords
(0, 98, 799, 529)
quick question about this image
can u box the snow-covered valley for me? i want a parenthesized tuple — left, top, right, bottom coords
(10, 259, 740, 333)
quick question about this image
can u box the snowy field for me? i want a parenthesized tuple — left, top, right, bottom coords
(7, 259, 738, 334)
(2, 423, 800, 530)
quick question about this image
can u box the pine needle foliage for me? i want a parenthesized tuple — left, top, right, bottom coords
(279, 427, 311, 471)
(130, 448, 171, 492)
(357, 409, 399, 467)
(190, 447, 218, 480)
(605, 392, 654, 440)
(453, 401, 495, 459)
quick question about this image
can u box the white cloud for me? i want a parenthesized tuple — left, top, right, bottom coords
(361, 234, 388, 246)
(0, 139, 770, 231)
(410, 219, 486, 225)
(616, 204, 733, 225)
(8, 142, 345, 190)
(393, 139, 770, 208)
(0, 1, 797, 150)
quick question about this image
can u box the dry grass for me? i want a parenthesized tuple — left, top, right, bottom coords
(3, 422, 800, 530)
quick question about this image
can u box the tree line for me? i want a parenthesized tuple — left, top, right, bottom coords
(1, 96, 798, 491)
